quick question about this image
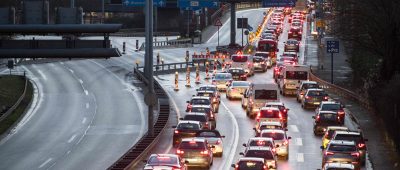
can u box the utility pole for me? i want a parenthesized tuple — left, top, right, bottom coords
(230, 3, 236, 45)
(70, 0, 74, 8)
(101, 0, 105, 23)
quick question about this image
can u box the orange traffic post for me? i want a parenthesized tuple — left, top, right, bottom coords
(213, 59, 217, 75)
(195, 63, 200, 84)
(185, 66, 191, 87)
(174, 71, 179, 91)
(205, 61, 210, 80)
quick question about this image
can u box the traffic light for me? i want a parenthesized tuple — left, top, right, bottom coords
(7, 60, 14, 69)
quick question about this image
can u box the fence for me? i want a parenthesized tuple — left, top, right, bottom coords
(138, 39, 193, 51)
(0, 74, 28, 122)
(137, 61, 212, 75)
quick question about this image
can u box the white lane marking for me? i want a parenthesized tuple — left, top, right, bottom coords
(296, 138, 303, 146)
(84, 90, 89, 96)
(66, 150, 71, 155)
(68, 69, 74, 73)
(86, 103, 90, 109)
(78, 79, 83, 84)
(67, 134, 77, 143)
(297, 153, 304, 162)
(289, 125, 299, 132)
(60, 62, 64, 65)
(219, 101, 240, 170)
(37, 70, 47, 81)
(38, 158, 52, 168)
(82, 117, 87, 124)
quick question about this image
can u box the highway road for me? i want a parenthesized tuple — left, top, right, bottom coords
(133, 8, 372, 170)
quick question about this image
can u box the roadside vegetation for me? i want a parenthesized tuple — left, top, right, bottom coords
(332, 0, 400, 153)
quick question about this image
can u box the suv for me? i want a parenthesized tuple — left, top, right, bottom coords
(227, 67, 247, 81)
(264, 102, 289, 127)
(243, 84, 279, 118)
(172, 121, 202, 147)
(318, 101, 346, 124)
(332, 131, 368, 165)
(240, 146, 278, 169)
(321, 140, 361, 170)
(301, 88, 329, 109)
(260, 129, 291, 159)
(253, 56, 267, 72)
(254, 121, 286, 136)
(255, 107, 283, 128)
(312, 111, 342, 135)
(231, 157, 268, 170)
(181, 112, 212, 130)
(176, 138, 214, 168)
(189, 105, 216, 129)
(186, 96, 218, 113)
(284, 39, 300, 52)
(296, 81, 319, 102)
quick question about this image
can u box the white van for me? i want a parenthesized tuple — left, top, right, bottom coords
(242, 84, 280, 118)
(230, 54, 254, 76)
(277, 65, 310, 96)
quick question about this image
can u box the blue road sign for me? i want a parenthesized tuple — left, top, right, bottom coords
(327, 40, 339, 53)
(262, 0, 296, 7)
(124, 0, 166, 7)
(178, 0, 219, 10)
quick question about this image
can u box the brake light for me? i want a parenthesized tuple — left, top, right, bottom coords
(299, 31, 302, 34)
(351, 152, 360, 157)
(176, 149, 184, 154)
(216, 140, 221, 144)
(272, 148, 276, 152)
(305, 96, 311, 100)
(300, 92, 304, 95)
(288, 31, 292, 34)
(213, 98, 216, 102)
(263, 165, 268, 169)
(358, 143, 366, 148)
(274, 67, 278, 71)
(283, 109, 288, 113)
(279, 112, 283, 119)
(338, 111, 345, 115)
(240, 75, 247, 78)
(200, 150, 209, 155)
(256, 112, 261, 121)
(324, 96, 329, 100)
(210, 113, 214, 118)
(325, 151, 334, 155)
(316, 115, 320, 121)
(174, 130, 179, 134)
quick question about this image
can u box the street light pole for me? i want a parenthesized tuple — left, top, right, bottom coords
(101, 0, 105, 23)
(230, 3, 236, 45)
(70, 0, 74, 8)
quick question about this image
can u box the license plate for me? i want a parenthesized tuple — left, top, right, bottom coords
(233, 76, 239, 79)
(314, 102, 320, 105)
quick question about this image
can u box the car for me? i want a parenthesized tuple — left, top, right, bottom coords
(259, 129, 291, 159)
(231, 157, 269, 170)
(301, 88, 329, 109)
(255, 107, 283, 128)
(212, 72, 233, 91)
(261, 34, 277, 41)
(281, 51, 299, 62)
(172, 121, 202, 147)
(196, 90, 220, 106)
(227, 67, 247, 81)
(197, 85, 220, 98)
(321, 140, 361, 170)
(288, 27, 302, 40)
(284, 39, 300, 52)
(243, 137, 276, 151)
(240, 146, 278, 169)
(195, 130, 225, 157)
(321, 162, 355, 170)
(181, 112, 212, 130)
(254, 51, 273, 67)
(230, 54, 254, 76)
(188, 105, 216, 129)
(253, 121, 286, 136)
(273, 65, 285, 80)
(318, 101, 346, 124)
(253, 56, 267, 72)
(226, 81, 251, 100)
(322, 126, 349, 149)
(264, 102, 289, 127)
(186, 96, 217, 113)
(312, 111, 342, 135)
(143, 154, 187, 170)
(296, 81, 319, 102)
(176, 138, 214, 168)
(276, 56, 297, 66)
(332, 131, 368, 165)
(245, 84, 280, 118)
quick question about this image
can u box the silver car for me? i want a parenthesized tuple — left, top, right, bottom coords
(144, 154, 187, 170)
(226, 81, 250, 100)
(260, 129, 291, 160)
(195, 130, 225, 157)
(212, 73, 233, 91)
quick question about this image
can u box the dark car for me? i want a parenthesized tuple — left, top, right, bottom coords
(189, 105, 216, 129)
(253, 56, 267, 72)
(240, 146, 278, 169)
(301, 89, 329, 109)
(284, 39, 300, 52)
(172, 121, 202, 147)
(321, 140, 361, 170)
(181, 112, 212, 130)
(288, 27, 302, 40)
(231, 157, 268, 170)
(332, 131, 368, 165)
(318, 101, 346, 124)
(312, 111, 342, 135)
(228, 67, 247, 81)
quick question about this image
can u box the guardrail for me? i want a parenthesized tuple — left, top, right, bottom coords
(138, 39, 193, 51)
(108, 68, 170, 170)
(0, 74, 28, 122)
(309, 69, 372, 111)
(137, 61, 215, 75)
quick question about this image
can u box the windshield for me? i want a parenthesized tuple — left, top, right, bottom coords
(179, 141, 206, 149)
(148, 156, 177, 165)
(254, 90, 278, 100)
(253, 57, 264, 62)
(258, 41, 276, 52)
(321, 104, 341, 111)
(249, 140, 273, 147)
(215, 74, 232, 80)
(191, 107, 210, 113)
(303, 83, 319, 89)
(198, 86, 216, 91)
(261, 132, 285, 140)
(184, 115, 207, 122)
(286, 71, 308, 80)
(229, 69, 245, 74)
(232, 55, 248, 62)
(197, 131, 220, 137)
(232, 81, 249, 87)
(307, 90, 326, 97)
(259, 110, 281, 118)
(328, 144, 357, 152)
(334, 135, 363, 143)
(238, 161, 264, 169)
(319, 113, 338, 122)
(177, 123, 200, 130)
(245, 150, 274, 159)
(191, 99, 211, 105)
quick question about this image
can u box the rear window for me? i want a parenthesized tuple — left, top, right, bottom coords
(198, 86, 216, 91)
(265, 104, 285, 110)
(260, 125, 281, 131)
(215, 74, 232, 80)
(334, 134, 363, 143)
(191, 99, 211, 105)
(229, 69, 245, 73)
(302, 83, 319, 89)
(258, 42, 276, 52)
(259, 110, 281, 118)
(328, 144, 357, 152)
(238, 161, 264, 169)
(232, 81, 249, 86)
(286, 71, 308, 80)
(232, 55, 248, 62)
(326, 168, 353, 170)
(184, 115, 207, 122)
(307, 90, 326, 97)
(197, 131, 220, 137)
(197, 92, 213, 97)
(321, 104, 341, 111)
(254, 53, 269, 58)
(287, 40, 298, 44)
(177, 123, 201, 130)
(254, 90, 278, 100)
(319, 113, 338, 121)
(245, 150, 274, 159)
(249, 140, 273, 147)
(179, 141, 206, 149)
(191, 107, 210, 113)
(261, 132, 285, 140)
(253, 57, 264, 62)
(148, 156, 177, 165)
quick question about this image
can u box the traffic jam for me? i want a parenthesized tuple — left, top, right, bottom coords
(142, 8, 368, 170)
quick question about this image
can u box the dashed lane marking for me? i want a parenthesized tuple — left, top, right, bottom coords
(82, 117, 87, 124)
(38, 158, 52, 168)
(67, 134, 77, 143)
(86, 103, 90, 109)
(296, 138, 303, 146)
(297, 153, 304, 162)
(289, 125, 299, 132)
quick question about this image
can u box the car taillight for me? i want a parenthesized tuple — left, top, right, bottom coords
(325, 151, 334, 155)
(299, 31, 302, 34)
(216, 140, 221, 144)
(200, 150, 209, 155)
(283, 109, 288, 113)
(213, 98, 216, 102)
(324, 96, 329, 100)
(240, 75, 247, 77)
(351, 152, 360, 157)
(358, 143, 366, 149)
(316, 115, 320, 121)
(305, 96, 311, 100)
(272, 148, 276, 152)
(283, 140, 288, 146)
(256, 112, 261, 121)
(263, 165, 268, 169)
(338, 111, 345, 115)
(274, 67, 278, 71)
(176, 149, 184, 154)
(288, 31, 292, 34)
(174, 130, 179, 134)
(279, 112, 283, 119)
(212, 80, 216, 85)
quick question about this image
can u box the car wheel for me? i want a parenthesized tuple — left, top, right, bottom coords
(285, 155, 289, 160)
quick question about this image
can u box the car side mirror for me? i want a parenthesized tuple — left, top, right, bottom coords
(253, 127, 256, 131)
(312, 116, 315, 119)
(285, 128, 288, 131)
(186, 101, 190, 103)
(179, 118, 184, 120)
(221, 135, 226, 138)
(231, 164, 236, 168)
(320, 146, 324, 150)
(288, 136, 292, 140)
(243, 143, 247, 147)
(239, 152, 244, 155)
(172, 126, 177, 128)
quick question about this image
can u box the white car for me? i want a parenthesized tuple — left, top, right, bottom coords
(144, 154, 187, 170)
(260, 129, 291, 160)
(226, 81, 250, 100)
(212, 73, 233, 91)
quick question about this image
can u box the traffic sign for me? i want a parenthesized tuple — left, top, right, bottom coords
(327, 40, 339, 53)
(237, 18, 248, 29)
(262, 0, 296, 7)
(214, 18, 222, 27)
(316, 19, 325, 28)
(178, 0, 219, 10)
(124, 0, 166, 7)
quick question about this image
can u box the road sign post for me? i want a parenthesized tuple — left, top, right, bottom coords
(214, 18, 222, 46)
(262, 0, 296, 7)
(326, 40, 339, 84)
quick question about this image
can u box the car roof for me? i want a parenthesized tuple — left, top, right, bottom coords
(301, 81, 318, 84)
(260, 107, 281, 111)
(185, 112, 207, 116)
(259, 121, 282, 126)
(329, 140, 356, 146)
(238, 157, 265, 162)
(197, 90, 214, 93)
(181, 138, 206, 142)
(326, 126, 349, 131)
(248, 137, 274, 142)
(178, 120, 201, 124)
(247, 146, 273, 151)
(229, 67, 245, 70)
(324, 162, 355, 168)
(149, 154, 179, 159)
(321, 101, 340, 104)
(191, 96, 211, 100)
(260, 129, 285, 134)
(318, 111, 338, 114)
(307, 88, 324, 92)
(265, 101, 284, 106)
(190, 105, 211, 108)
